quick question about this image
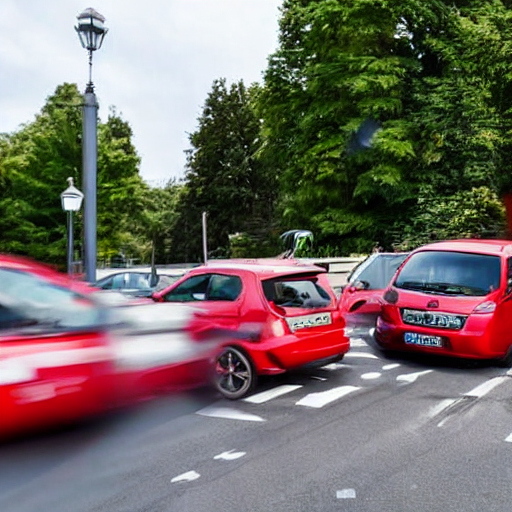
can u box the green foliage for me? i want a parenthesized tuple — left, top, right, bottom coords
(394, 186, 506, 250)
(170, 79, 278, 262)
(260, 0, 512, 253)
(0, 84, 147, 267)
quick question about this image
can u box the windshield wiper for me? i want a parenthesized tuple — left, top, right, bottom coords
(398, 281, 487, 296)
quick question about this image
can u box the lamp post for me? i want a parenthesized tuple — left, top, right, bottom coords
(61, 178, 84, 276)
(75, 8, 108, 282)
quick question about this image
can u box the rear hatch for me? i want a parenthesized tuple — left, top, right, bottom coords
(260, 273, 347, 367)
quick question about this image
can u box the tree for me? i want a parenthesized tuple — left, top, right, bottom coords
(0, 84, 147, 267)
(260, 0, 511, 253)
(171, 79, 278, 262)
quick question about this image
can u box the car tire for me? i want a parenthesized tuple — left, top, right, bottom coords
(215, 346, 256, 399)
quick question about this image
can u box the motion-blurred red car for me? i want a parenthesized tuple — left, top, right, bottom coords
(339, 252, 408, 333)
(0, 255, 117, 439)
(0, 255, 213, 440)
(375, 240, 512, 364)
(153, 260, 350, 399)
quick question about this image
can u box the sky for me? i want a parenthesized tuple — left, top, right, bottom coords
(0, 0, 283, 187)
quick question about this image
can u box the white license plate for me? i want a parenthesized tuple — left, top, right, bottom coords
(404, 332, 442, 347)
(286, 312, 332, 332)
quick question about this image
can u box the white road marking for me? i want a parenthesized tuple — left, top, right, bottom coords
(345, 352, 379, 359)
(396, 370, 433, 384)
(427, 398, 457, 419)
(196, 406, 265, 422)
(361, 372, 381, 380)
(382, 363, 400, 370)
(336, 489, 356, 499)
(369, 327, 375, 337)
(505, 433, 512, 443)
(244, 385, 303, 404)
(350, 338, 368, 348)
(171, 471, 200, 483)
(464, 376, 508, 398)
(296, 386, 360, 408)
(310, 376, 327, 381)
(321, 362, 347, 371)
(214, 450, 246, 461)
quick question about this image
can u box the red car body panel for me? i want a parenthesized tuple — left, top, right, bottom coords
(153, 260, 350, 376)
(0, 255, 211, 439)
(375, 240, 512, 361)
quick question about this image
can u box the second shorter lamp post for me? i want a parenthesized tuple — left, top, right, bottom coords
(61, 177, 84, 276)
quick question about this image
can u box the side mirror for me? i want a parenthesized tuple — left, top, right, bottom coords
(506, 277, 512, 295)
(351, 280, 370, 292)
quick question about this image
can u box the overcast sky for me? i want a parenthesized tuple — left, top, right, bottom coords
(0, 0, 282, 187)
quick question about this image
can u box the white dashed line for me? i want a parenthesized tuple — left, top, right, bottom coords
(464, 376, 508, 398)
(396, 370, 433, 384)
(214, 450, 246, 461)
(296, 386, 360, 408)
(244, 385, 303, 404)
(361, 372, 381, 380)
(196, 406, 265, 422)
(382, 363, 400, 370)
(345, 352, 379, 359)
(171, 471, 200, 483)
(336, 488, 356, 499)
(505, 433, 512, 443)
(350, 338, 368, 348)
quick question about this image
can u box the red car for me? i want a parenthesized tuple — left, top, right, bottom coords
(0, 255, 118, 439)
(0, 255, 212, 439)
(375, 240, 512, 364)
(339, 252, 408, 332)
(153, 260, 350, 399)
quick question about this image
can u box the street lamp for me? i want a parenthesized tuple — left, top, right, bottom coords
(61, 177, 84, 276)
(75, 7, 108, 283)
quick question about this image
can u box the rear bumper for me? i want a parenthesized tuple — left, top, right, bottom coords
(375, 316, 499, 360)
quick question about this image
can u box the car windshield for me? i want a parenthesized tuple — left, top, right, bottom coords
(394, 251, 501, 296)
(348, 253, 408, 290)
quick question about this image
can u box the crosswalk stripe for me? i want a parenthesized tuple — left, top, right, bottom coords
(244, 385, 303, 404)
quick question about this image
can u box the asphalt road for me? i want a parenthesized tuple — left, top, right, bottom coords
(2, 334, 512, 512)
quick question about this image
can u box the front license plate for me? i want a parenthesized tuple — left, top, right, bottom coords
(404, 332, 443, 347)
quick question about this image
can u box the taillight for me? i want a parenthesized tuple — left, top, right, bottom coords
(473, 301, 496, 314)
(269, 317, 288, 337)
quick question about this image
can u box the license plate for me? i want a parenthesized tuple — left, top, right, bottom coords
(286, 312, 332, 332)
(404, 332, 443, 347)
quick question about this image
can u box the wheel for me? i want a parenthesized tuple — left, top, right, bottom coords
(215, 346, 256, 399)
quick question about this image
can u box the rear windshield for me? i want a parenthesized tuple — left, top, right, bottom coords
(349, 253, 408, 290)
(262, 277, 332, 308)
(394, 251, 501, 296)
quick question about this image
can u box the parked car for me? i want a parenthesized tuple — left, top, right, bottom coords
(152, 259, 350, 399)
(375, 240, 512, 365)
(94, 270, 184, 298)
(0, 255, 212, 440)
(339, 252, 408, 331)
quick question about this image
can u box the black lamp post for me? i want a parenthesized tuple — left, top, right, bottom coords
(61, 177, 84, 275)
(75, 8, 108, 282)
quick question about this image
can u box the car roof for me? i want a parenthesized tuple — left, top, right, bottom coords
(413, 239, 512, 256)
(188, 258, 326, 279)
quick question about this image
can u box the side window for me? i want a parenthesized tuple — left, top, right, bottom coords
(111, 274, 127, 290)
(507, 258, 512, 295)
(207, 274, 242, 301)
(163, 274, 211, 302)
(0, 268, 102, 329)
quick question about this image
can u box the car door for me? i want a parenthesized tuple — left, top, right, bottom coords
(161, 273, 242, 337)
